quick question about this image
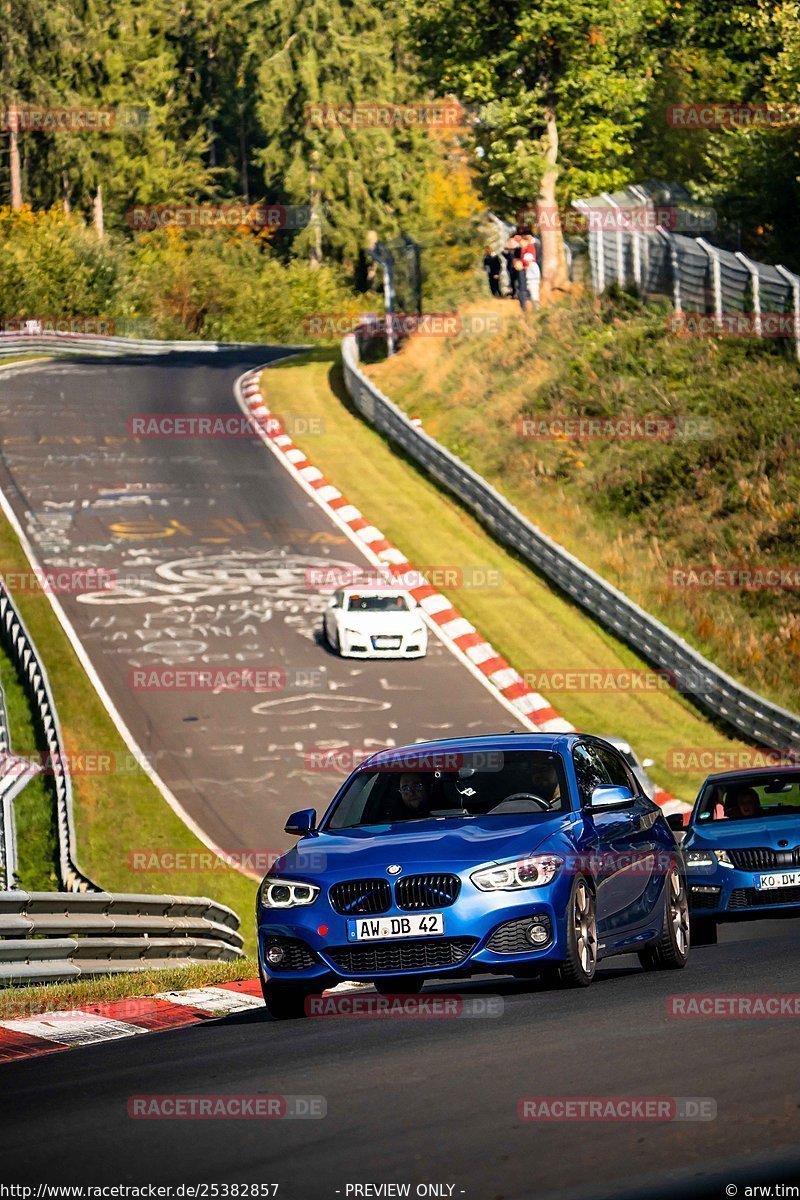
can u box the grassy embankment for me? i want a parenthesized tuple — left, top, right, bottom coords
(366, 292, 800, 714)
(261, 347, 757, 804)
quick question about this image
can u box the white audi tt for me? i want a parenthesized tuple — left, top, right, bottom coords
(322, 588, 428, 658)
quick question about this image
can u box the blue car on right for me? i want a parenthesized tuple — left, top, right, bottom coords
(681, 766, 800, 944)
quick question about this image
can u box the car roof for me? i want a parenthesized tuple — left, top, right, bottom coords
(357, 731, 586, 769)
(704, 764, 800, 784)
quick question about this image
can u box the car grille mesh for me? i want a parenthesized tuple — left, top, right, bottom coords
(486, 916, 551, 953)
(395, 874, 461, 911)
(326, 938, 475, 975)
(729, 886, 800, 909)
(329, 879, 392, 915)
(728, 847, 800, 870)
(262, 937, 318, 972)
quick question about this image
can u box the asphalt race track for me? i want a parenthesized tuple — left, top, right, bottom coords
(0, 352, 524, 858)
(1, 354, 799, 1197)
(1, 920, 799, 1196)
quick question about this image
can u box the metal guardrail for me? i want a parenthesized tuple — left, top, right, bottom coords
(0, 892, 243, 983)
(0, 331, 230, 357)
(572, 182, 800, 361)
(341, 333, 800, 754)
(0, 578, 96, 892)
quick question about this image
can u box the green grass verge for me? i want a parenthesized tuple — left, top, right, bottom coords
(0, 646, 59, 890)
(261, 349, 755, 804)
(0, 957, 259, 1018)
(0, 507, 257, 952)
(366, 293, 800, 713)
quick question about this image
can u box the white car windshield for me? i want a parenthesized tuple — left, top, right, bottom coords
(347, 594, 409, 612)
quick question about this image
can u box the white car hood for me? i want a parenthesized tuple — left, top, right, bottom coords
(338, 610, 423, 635)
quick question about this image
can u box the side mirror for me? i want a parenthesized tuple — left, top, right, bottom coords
(666, 812, 688, 832)
(285, 808, 316, 836)
(590, 784, 635, 811)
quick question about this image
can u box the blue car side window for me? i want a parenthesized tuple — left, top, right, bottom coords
(573, 744, 611, 806)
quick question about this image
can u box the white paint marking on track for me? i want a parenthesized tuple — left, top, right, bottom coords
(0, 1011, 147, 1046)
(156, 987, 265, 1014)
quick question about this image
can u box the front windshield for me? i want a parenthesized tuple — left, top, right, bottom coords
(346, 594, 409, 612)
(695, 772, 800, 823)
(325, 750, 568, 830)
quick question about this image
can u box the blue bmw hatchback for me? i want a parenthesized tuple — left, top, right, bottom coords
(256, 733, 689, 1017)
(682, 766, 800, 944)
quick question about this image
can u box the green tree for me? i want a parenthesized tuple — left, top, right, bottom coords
(252, 0, 437, 267)
(411, 0, 663, 288)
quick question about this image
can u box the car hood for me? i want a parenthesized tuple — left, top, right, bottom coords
(275, 814, 570, 880)
(336, 611, 423, 634)
(685, 815, 800, 850)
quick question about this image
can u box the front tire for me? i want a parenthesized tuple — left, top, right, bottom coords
(559, 877, 598, 988)
(373, 977, 424, 996)
(260, 980, 311, 1020)
(639, 867, 690, 971)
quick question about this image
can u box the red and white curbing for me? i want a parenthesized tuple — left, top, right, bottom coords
(236, 368, 687, 816)
(0, 979, 266, 1064)
(236, 369, 571, 735)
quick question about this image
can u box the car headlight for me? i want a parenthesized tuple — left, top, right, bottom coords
(471, 855, 562, 891)
(259, 877, 320, 908)
(685, 849, 733, 870)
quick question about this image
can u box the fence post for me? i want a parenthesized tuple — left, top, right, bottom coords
(776, 265, 800, 362)
(697, 237, 722, 328)
(656, 227, 682, 316)
(735, 252, 762, 337)
(602, 193, 625, 287)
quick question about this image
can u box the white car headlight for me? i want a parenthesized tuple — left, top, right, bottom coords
(260, 877, 320, 908)
(471, 855, 562, 891)
(685, 849, 733, 870)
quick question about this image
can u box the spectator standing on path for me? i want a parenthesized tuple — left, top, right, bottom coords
(483, 246, 502, 297)
(523, 243, 541, 310)
(514, 249, 529, 310)
(503, 236, 520, 299)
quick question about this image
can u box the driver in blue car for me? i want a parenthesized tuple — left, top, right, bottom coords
(724, 786, 761, 820)
(397, 772, 433, 818)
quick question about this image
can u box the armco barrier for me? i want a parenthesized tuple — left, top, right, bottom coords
(0, 331, 228, 357)
(0, 578, 95, 893)
(341, 333, 800, 754)
(0, 892, 244, 984)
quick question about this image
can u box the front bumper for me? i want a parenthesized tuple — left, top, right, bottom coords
(688, 863, 800, 921)
(339, 632, 427, 659)
(257, 874, 573, 986)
